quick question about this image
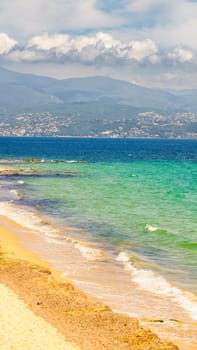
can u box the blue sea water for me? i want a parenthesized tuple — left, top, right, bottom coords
(0, 137, 197, 333)
(0, 137, 196, 161)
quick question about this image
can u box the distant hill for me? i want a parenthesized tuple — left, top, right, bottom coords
(0, 66, 197, 114)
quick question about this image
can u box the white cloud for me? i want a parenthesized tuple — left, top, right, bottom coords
(124, 39, 159, 62)
(2, 31, 196, 85)
(0, 0, 121, 39)
(7, 32, 159, 65)
(117, 0, 197, 51)
(8, 49, 45, 62)
(0, 0, 197, 51)
(28, 34, 71, 51)
(0, 33, 17, 55)
(168, 48, 194, 63)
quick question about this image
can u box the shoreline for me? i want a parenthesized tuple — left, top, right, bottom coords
(0, 136, 197, 140)
(0, 213, 183, 350)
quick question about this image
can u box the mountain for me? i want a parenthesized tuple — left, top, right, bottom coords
(0, 66, 197, 114)
(0, 67, 61, 114)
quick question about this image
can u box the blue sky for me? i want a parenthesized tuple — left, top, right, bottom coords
(0, 0, 197, 88)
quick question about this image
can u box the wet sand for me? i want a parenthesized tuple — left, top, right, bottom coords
(0, 214, 182, 350)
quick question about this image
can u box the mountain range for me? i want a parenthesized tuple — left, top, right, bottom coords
(0, 66, 197, 115)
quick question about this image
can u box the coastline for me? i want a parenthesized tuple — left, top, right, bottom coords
(0, 214, 182, 350)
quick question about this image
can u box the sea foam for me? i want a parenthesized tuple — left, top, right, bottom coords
(0, 201, 58, 238)
(116, 251, 197, 320)
(74, 242, 103, 261)
(0, 201, 104, 263)
(145, 224, 159, 232)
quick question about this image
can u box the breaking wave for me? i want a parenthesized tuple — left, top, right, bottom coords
(116, 251, 197, 320)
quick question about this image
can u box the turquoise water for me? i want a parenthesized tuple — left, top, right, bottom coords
(13, 159, 197, 292)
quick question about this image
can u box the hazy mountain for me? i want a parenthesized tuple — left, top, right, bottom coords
(0, 66, 197, 114)
(0, 67, 60, 114)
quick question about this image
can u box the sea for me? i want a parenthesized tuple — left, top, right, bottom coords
(0, 137, 196, 346)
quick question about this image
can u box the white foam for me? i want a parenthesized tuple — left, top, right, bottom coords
(116, 251, 130, 263)
(0, 201, 58, 238)
(145, 224, 158, 232)
(116, 251, 197, 320)
(71, 279, 100, 287)
(0, 201, 104, 263)
(45, 236, 67, 245)
(74, 242, 103, 261)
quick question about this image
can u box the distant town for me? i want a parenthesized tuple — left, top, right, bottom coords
(0, 110, 197, 138)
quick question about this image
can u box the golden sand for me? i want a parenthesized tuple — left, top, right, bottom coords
(0, 283, 79, 350)
(0, 214, 185, 350)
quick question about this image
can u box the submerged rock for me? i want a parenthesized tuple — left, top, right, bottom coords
(0, 168, 80, 178)
(0, 169, 21, 176)
(24, 158, 42, 163)
(0, 168, 38, 176)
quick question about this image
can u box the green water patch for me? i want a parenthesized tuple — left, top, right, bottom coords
(177, 241, 197, 250)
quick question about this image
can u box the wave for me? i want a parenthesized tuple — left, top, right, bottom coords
(0, 158, 86, 164)
(145, 224, 159, 232)
(0, 200, 104, 263)
(74, 242, 104, 261)
(0, 201, 59, 237)
(116, 251, 197, 320)
(17, 180, 25, 185)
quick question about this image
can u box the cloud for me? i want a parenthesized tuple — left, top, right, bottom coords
(0, 33, 17, 55)
(2, 31, 196, 74)
(168, 48, 194, 63)
(114, 0, 197, 51)
(125, 39, 159, 63)
(0, 0, 197, 50)
(6, 32, 159, 66)
(0, 0, 122, 39)
(8, 49, 45, 62)
(1, 1, 197, 53)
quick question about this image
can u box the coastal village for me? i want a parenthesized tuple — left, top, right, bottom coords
(0, 111, 197, 138)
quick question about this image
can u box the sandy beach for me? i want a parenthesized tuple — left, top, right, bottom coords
(0, 214, 183, 350)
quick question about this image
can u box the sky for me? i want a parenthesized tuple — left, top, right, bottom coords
(0, 0, 197, 89)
